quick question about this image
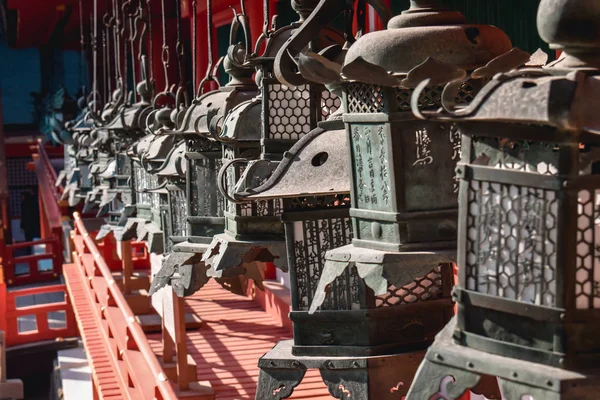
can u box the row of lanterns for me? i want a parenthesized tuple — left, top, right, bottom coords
(57, 0, 600, 398)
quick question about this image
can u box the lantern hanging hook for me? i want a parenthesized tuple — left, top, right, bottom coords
(217, 158, 250, 204)
(197, 0, 221, 96)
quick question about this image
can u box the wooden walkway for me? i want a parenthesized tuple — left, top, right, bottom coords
(147, 281, 331, 399)
(63, 262, 128, 399)
(66, 257, 330, 399)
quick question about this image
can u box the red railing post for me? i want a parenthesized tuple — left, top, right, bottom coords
(0, 269, 7, 333)
(69, 212, 182, 399)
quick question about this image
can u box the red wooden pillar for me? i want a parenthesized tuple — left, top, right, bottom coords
(0, 269, 7, 333)
(370, 0, 391, 32)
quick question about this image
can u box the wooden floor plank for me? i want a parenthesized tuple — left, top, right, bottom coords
(147, 281, 331, 399)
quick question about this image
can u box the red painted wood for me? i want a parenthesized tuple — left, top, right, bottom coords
(63, 263, 129, 400)
(67, 213, 179, 399)
(0, 269, 7, 333)
(3, 283, 78, 347)
(147, 281, 332, 399)
(3, 237, 62, 287)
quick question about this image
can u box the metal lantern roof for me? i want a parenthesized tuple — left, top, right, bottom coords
(244, 121, 350, 201)
(405, 0, 600, 399)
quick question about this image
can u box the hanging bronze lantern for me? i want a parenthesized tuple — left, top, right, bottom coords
(243, 0, 516, 398)
(406, 0, 600, 399)
(309, 0, 513, 345)
(89, 0, 153, 240)
(201, 0, 346, 294)
(146, 0, 262, 297)
(61, 115, 95, 208)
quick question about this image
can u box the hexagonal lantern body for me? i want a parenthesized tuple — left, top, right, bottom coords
(96, 95, 152, 237)
(304, 0, 513, 355)
(182, 81, 258, 247)
(406, 1, 600, 399)
(256, 3, 344, 160)
(339, 0, 512, 253)
(244, 118, 458, 358)
(146, 8, 264, 297)
(201, 1, 346, 284)
(61, 119, 95, 207)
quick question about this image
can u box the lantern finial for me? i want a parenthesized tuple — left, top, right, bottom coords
(291, 0, 320, 21)
(389, 0, 465, 29)
(537, 0, 600, 68)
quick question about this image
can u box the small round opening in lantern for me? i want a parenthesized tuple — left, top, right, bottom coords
(311, 152, 329, 167)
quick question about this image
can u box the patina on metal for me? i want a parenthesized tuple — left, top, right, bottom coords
(241, 1, 515, 399)
(84, 0, 155, 241)
(311, 0, 513, 354)
(200, 0, 346, 296)
(147, 0, 264, 298)
(406, 0, 600, 399)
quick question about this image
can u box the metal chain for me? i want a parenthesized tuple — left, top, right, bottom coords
(197, 0, 218, 95)
(147, 0, 154, 83)
(125, 0, 137, 102)
(92, 0, 98, 110)
(175, 0, 184, 88)
(113, 0, 122, 96)
(103, 30, 110, 102)
(206, 0, 213, 74)
(160, 0, 169, 91)
(263, 0, 269, 34)
(103, 0, 112, 101)
(78, 0, 86, 94)
(344, 0, 354, 44)
(192, 0, 197, 92)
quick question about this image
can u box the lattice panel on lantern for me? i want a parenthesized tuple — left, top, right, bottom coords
(170, 189, 188, 237)
(268, 83, 312, 140)
(465, 179, 558, 306)
(471, 138, 559, 176)
(346, 83, 384, 114)
(190, 157, 224, 218)
(134, 166, 158, 204)
(161, 206, 173, 252)
(116, 153, 131, 176)
(575, 189, 600, 309)
(292, 217, 354, 311)
(321, 90, 341, 120)
(239, 199, 283, 217)
(376, 265, 446, 307)
(64, 146, 75, 172)
(395, 80, 485, 112)
(80, 165, 92, 189)
(109, 197, 124, 224)
(396, 86, 443, 111)
(150, 191, 161, 212)
(288, 194, 352, 212)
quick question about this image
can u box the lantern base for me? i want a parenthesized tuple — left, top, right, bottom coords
(407, 317, 600, 400)
(255, 339, 425, 399)
(290, 297, 454, 357)
(202, 233, 289, 273)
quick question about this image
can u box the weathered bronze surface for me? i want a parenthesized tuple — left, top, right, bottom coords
(407, 0, 600, 398)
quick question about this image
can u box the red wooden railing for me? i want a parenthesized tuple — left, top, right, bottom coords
(3, 238, 62, 287)
(94, 233, 151, 271)
(69, 212, 178, 399)
(0, 264, 77, 346)
(33, 141, 62, 202)
(32, 140, 64, 245)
